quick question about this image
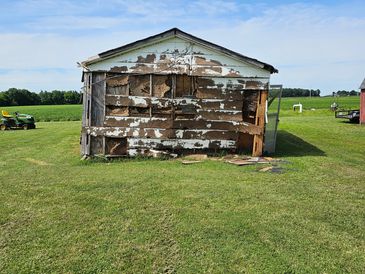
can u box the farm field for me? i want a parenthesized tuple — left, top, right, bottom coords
(278, 95, 360, 110)
(2, 104, 82, 122)
(0, 100, 364, 272)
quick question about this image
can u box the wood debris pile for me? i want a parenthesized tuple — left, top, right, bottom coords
(179, 154, 285, 172)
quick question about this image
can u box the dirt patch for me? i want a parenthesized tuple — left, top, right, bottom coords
(24, 158, 52, 166)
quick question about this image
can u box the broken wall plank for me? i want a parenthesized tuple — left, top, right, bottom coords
(252, 90, 268, 157)
(83, 126, 239, 140)
(127, 138, 237, 150)
(103, 117, 262, 135)
(105, 95, 243, 111)
(196, 110, 242, 121)
(195, 88, 245, 100)
(106, 137, 127, 156)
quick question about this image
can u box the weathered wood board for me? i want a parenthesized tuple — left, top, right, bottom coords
(82, 71, 267, 156)
(80, 29, 275, 157)
(86, 37, 272, 81)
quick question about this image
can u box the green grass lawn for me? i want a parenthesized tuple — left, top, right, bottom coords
(270, 96, 360, 118)
(278, 96, 360, 111)
(0, 112, 364, 272)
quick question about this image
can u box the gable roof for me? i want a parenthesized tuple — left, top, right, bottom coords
(82, 28, 278, 74)
(360, 77, 365, 90)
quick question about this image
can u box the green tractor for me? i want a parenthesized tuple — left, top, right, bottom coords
(1, 110, 36, 130)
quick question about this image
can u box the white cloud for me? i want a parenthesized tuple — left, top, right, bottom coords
(28, 16, 125, 31)
(187, 0, 239, 15)
(0, 1, 364, 94)
(0, 30, 151, 71)
(192, 3, 365, 93)
(0, 69, 81, 92)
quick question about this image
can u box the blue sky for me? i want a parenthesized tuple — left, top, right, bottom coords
(0, 0, 364, 95)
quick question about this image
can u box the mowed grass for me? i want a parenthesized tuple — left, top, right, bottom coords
(279, 96, 360, 111)
(269, 96, 360, 118)
(0, 114, 364, 272)
(2, 105, 82, 122)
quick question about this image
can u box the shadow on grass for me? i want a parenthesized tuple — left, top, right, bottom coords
(275, 130, 326, 157)
(338, 120, 360, 124)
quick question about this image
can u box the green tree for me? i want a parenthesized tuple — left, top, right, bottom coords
(282, 88, 321, 97)
(64, 91, 81, 104)
(335, 90, 359, 96)
(0, 92, 10, 106)
(6, 88, 40, 106)
(39, 91, 53, 105)
(51, 90, 65, 105)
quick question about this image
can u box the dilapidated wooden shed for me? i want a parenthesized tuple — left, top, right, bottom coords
(80, 28, 279, 157)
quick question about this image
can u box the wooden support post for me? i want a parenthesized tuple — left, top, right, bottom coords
(149, 74, 153, 117)
(252, 90, 268, 156)
(127, 74, 130, 116)
(171, 74, 176, 120)
(87, 72, 92, 127)
(103, 73, 107, 155)
(81, 72, 92, 156)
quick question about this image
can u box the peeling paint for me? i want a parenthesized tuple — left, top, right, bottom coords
(81, 35, 271, 157)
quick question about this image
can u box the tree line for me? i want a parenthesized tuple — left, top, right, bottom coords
(0, 87, 360, 106)
(281, 88, 361, 97)
(0, 88, 82, 106)
(332, 90, 360, 96)
(281, 88, 321, 97)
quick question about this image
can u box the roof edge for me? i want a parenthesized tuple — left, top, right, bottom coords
(82, 27, 278, 74)
(360, 77, 365, 90)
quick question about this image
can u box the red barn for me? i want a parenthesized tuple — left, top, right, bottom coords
(361, 78, 365, 125)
